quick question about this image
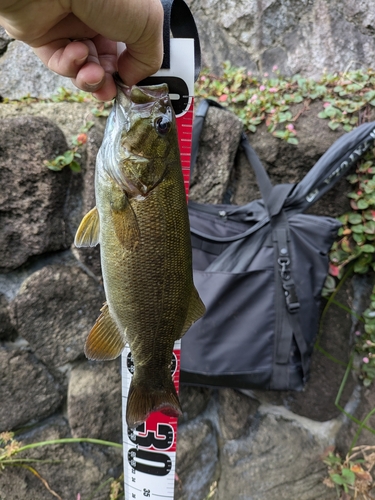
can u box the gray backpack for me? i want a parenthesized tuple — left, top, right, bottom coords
(180, 99, 375, 391)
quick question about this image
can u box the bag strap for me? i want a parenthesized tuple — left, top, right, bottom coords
(190, 99, 293, 217)
(284, 121, 375, 213)
(239, 131, 273, 203)
(270, 212, 310, 388)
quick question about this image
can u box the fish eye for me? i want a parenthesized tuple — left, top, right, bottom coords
(154, 116, 171, 136)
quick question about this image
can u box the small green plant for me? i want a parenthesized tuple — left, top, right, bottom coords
(91, 101, 112, 118)
(44, 121, 94, 172)
(323, 446, 375, 499)
(0, 431, 123, 500)
(328, 150, 375, 279)
(195, 62, 375, 143)
(358, 284, 375, 387)
(109, 475, 124, 500)
(50, 87, 92, 103)
(2, 87, 94, 105)
(203, 481, 217, 499)
(320, 149, 375, 386)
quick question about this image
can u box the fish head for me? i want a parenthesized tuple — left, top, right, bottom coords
(101, 76, 179, 198)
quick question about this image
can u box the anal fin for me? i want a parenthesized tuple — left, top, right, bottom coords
(75, 207, 100, 247)
(85, 303, 125, 360)
(180, 286, 206, 337)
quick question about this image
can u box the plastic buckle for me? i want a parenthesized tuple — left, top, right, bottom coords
(283, 282, 300, 313)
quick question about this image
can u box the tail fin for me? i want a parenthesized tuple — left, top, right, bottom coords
(126, 376, 182, 429)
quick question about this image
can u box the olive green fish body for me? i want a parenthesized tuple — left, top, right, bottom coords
(75, 81, 205, 428)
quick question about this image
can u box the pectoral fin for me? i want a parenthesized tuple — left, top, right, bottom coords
(110, 192, 140, 250)
(180, 286, 206, 338)
(85, 303, 125, 360)
(75, 207, 100, 247)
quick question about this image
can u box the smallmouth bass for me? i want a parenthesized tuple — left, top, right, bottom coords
(75, 77, 205, 429)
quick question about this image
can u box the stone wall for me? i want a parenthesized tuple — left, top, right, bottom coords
(187, 0, 375, 78)
(1, 2, 375, 499)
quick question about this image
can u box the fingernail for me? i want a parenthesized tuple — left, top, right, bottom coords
(75, 56, 88, 65)
(85, 80, 104, 90)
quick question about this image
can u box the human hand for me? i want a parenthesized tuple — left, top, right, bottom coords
(0, 0, 164, 100)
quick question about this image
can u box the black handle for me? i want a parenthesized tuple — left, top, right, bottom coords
(160, 0, 201, 82)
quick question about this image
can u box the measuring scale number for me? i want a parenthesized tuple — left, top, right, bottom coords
(127, 422, 174, 476)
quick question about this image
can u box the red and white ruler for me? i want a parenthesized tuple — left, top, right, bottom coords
(121, 37, 195, 499)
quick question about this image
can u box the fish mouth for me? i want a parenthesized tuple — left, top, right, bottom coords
(113, 72, 169, 109)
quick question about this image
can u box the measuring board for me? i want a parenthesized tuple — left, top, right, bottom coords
(121, 37, 195, 500)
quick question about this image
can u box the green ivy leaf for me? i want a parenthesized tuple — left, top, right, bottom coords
(328, 121, 340, 130)
(347, 192, 360, 200)
(330, 474, 344, 485)
(338, 214, 349, 224)
(54, 155, 67, 163)
(324, 275, 337, 291)
(358, 199, 369, 209)
(364, 308, 375, 319)
(364, 221, 375, 234)
(365, 324, 375, 335)
(291, 95, 303, 103)
(363, 365, 375, 378)
(364, 210, 375, 220)
(346, 174, 359, 184)
(347, 83, 364, 92)
(353, 233, 366, 244)
(69, 161, 81, 173)
(354, 261, 369, 274)
(341, 239, 353, 253)
(351, 224, 365, 233)
(341, 468, 355, 485)
(348, 213, 362, 224)
(287, 137, 299, 145)
(360, 244, 375, 253)
(63, 150, 75, 164)
(343, 124, 353, 132)
(273, 130, 287, 139)
(331, 106, 343, 118)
